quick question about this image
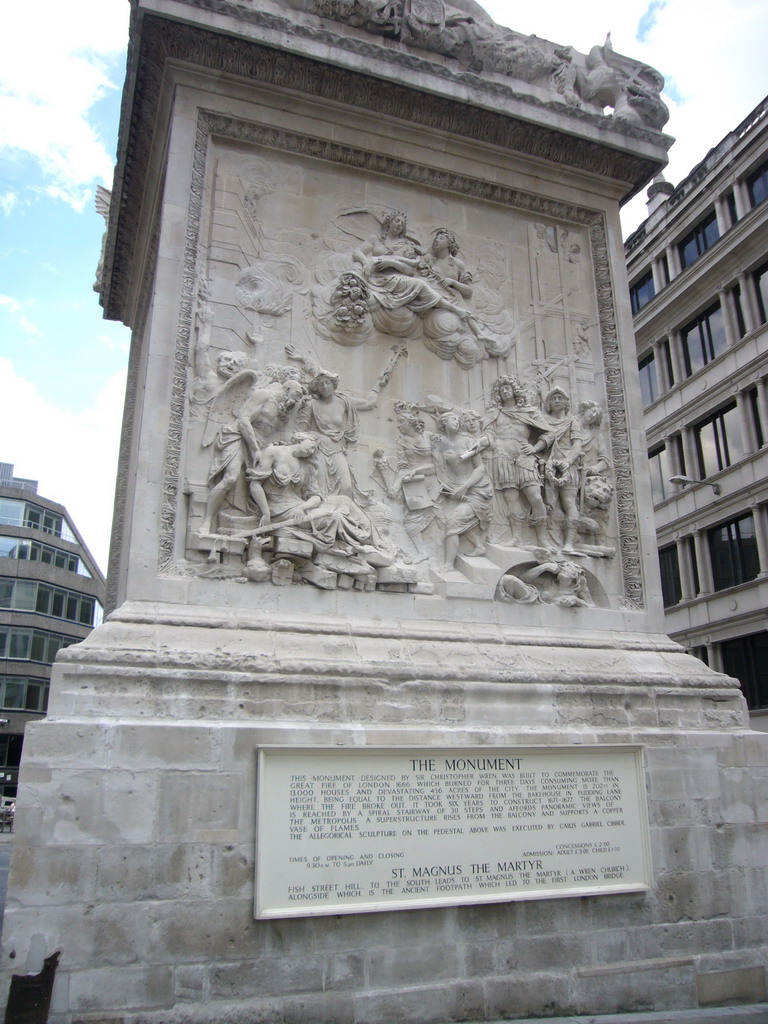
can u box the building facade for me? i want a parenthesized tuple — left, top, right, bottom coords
(626, 97, 768, 730)
(0, 463, 105, 798)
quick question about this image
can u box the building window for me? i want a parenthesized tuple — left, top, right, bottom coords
(755, 262, 768, 324)
(0, 677, 49, 713)
(638, 353, 659, 407)
(658, 253, 670, 285)
(690, 645, 709, 666)
(630, 270, 655, 314)
(748, 388, 765, 448)
(0, 535, 91, 577)
(0, 627, 78, 664)
(0, 736, 23, 770)
(687, 536, 700, 595)
(658, 544, 681, 606)
(726, 192, 738, 227)
(721, 632, 768, 710)
(0, 578, 101, 627)
(681, 301, 727, 376)
(678, 210, 719, 269)
(747, 159, 768, 208)
(708, 513, 760, 591)
(694, 402, 745, 478)
(648, 445, 672, 504)
(0, 499, 76, 542)
(731, 284, 747, 338)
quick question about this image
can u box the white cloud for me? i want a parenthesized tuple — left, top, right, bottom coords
(0, 357, 126, 572)
(0, 191, 17, 216)
(0, 0, 129, 210)
(0, 294, 41, 336)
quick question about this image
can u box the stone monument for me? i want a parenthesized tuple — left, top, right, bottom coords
(2, 0, 767, 1020)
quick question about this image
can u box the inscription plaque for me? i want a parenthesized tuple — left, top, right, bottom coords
(255, 745, 651, 918)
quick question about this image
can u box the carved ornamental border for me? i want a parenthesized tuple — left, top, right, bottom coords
(157, 109, 644, 609)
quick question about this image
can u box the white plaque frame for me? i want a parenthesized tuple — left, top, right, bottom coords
(254, 745, 652, 919)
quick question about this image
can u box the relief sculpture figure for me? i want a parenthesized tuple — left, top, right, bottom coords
(353, 216, 497, 365)
(198, 371, 305, 535)
(315, 212, 511, 366)
(431, 410, 493, 570)
(576, 399, 615, 554)
(540, 386, 584, 554)
(470, 375, 550, 549)
(245, 433, 394, 588)
(286, 343, 402, 500)
(286, 0, 669, 130)
(497, 559, 594, 607)
(373, 400, 439, 561)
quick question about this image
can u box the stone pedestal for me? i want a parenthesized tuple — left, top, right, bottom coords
(2, 1, 767, 1020)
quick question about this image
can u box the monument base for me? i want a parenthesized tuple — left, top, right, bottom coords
(3, 606, 767, 1022)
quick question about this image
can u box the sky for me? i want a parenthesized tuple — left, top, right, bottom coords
(1, 0, 766, 573)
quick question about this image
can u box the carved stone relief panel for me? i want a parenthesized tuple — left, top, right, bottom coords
(164, 113, 641, 609)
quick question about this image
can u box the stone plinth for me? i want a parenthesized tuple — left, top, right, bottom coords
(2, 0, 766, 1020)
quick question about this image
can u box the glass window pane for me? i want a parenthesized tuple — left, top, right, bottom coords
(25, 682, 43, 712)
(695, 403, 741, 477)
(639, 354, 658, 407)
(0, 582, 13, 608)
(756, 264, 768, 325)
(0, 500, 25, 526)
(1, 681, 25, 710)
(10, 632, 32, 659)
(648, 446, 670, 504)
(30, 632, 46, 660)
(24, 506, 41, 529)
(630, 270, 655, 314)
(722, 632, 768, 709)
(659, 545, 681, 606)
(696, 418, 717, 477)
(707, 304, 726, 359)
(679, 235, 698, 269)
(35, 584, 53, 614)
(5, 736, 22, 767)
(79, 598, 95, 626)
(709, 514, 759, 590)
(682, 323, 705, 375)
(16, 581, 39, 612)
(721, 404, 745, 464)
(748, 160, 768, 207)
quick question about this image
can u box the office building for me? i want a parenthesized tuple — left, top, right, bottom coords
(626, 97, 768, 729)
(0, 463, 105, 797)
